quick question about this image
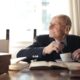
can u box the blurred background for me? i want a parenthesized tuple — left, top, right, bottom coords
(0, 0, 80, 58)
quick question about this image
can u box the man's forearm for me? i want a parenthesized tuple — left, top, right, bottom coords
(17, 47, 45, 62)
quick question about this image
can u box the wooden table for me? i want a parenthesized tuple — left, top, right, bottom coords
(0, 69, 80, 80)
(1, 61, 80, 80)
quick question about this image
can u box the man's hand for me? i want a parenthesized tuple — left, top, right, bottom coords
(72, 49, 80, 61)
(43, 41, 64, 55)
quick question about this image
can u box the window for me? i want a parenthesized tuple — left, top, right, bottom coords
(0, 0, 70, 30)
(0, 0, 70, 58)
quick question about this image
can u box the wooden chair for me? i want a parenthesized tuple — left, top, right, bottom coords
(0, 29, 10, 53)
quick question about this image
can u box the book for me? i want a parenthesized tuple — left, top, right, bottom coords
(29, 61, 68, 70)
(65, 62, 80, 70)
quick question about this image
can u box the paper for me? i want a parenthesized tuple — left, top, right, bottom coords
(10, 57, 26, 64)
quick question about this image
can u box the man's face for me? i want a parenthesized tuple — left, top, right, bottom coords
(49, 17, 68, 40)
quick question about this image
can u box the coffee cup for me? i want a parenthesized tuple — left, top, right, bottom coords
(60, 53, 73, 62)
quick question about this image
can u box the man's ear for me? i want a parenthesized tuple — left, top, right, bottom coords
(65, 26, 70, 34)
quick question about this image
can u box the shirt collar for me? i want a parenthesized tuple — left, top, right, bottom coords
(55, 37, 67, 46)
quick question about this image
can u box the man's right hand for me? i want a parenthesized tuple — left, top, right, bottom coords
(43, 41, 64, 55)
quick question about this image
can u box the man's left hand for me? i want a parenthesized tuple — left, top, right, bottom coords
(72, 49, 80, 61)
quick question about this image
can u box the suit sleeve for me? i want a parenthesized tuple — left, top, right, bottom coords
(17, 35, 47, 62)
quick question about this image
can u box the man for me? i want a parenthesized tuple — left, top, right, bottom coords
(17, 14, 80, 62)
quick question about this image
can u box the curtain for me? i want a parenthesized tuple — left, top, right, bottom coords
(69, 0, 80, 35)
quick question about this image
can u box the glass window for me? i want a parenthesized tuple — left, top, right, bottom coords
(0, 0, 70, 58)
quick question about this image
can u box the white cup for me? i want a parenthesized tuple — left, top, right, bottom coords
(60, 53, 73, 62)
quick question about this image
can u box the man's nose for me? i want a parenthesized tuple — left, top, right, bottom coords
(49, 25, 54, 29)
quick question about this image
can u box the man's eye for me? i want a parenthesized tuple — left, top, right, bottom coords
(49, 25, 54, 29)
(51, 24, 54, 26)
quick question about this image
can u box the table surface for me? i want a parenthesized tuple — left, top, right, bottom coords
(0, 61, 80, 80)
(0, 68, 80, 80)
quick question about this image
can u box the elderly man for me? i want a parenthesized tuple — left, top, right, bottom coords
(17, 14, 80, 62)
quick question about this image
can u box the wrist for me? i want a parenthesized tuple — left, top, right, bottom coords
(43, 47, 47, 55)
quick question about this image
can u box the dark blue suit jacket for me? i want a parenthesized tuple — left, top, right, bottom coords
(17, 35, 80, 62)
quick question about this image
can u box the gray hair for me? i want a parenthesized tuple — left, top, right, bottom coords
(54, 14, 72, 30)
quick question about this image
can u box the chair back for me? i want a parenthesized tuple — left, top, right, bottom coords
(0, 29, 10, 53)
